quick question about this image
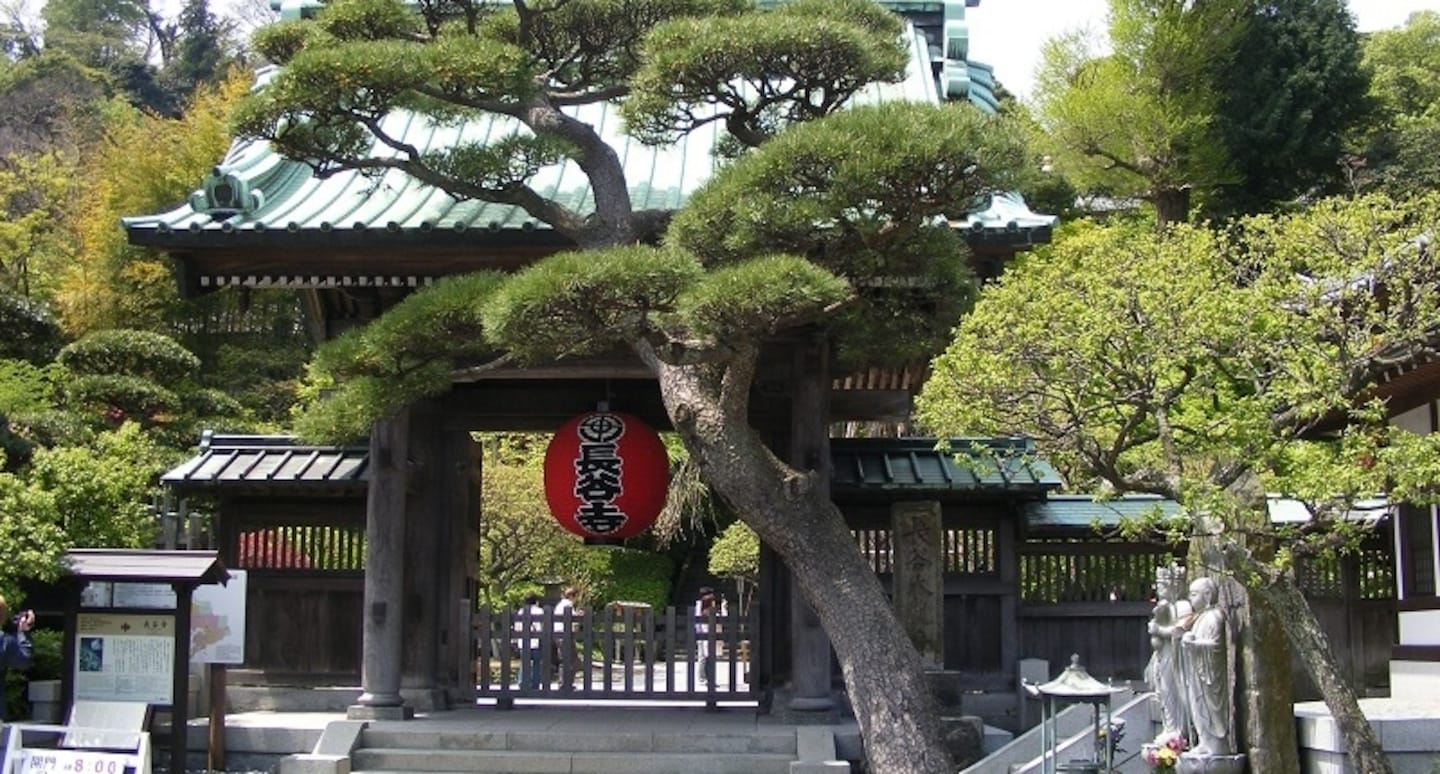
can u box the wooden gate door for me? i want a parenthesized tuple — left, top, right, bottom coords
(475, 604, 759, 705)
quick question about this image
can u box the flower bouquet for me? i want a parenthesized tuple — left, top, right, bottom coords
(1096, 719, 1126, 759)
(1141, 732, 1189, 772)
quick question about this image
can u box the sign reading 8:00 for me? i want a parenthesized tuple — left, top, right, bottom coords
(17, 750, 134, 774)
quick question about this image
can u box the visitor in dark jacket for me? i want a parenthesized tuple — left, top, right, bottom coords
(0, 594, 35, 721)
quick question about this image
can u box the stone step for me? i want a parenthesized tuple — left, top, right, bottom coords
(360, 728, 797, 756)
(352, 748, 795, 774)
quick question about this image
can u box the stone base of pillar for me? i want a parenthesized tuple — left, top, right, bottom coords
(939, 715, 984, 770)
(770, 689, 843, 723)
(345, 704, 414, 721)
(398, 687, 453, 712)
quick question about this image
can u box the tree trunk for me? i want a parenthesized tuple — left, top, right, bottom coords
(1152, 186, 1191, 228)
(1221, 547, 1391, 774)
(649, 352, 952, 774)
(1233, 582, 1300, 773)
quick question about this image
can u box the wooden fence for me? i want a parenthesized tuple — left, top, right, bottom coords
(475, 605, 758, 705)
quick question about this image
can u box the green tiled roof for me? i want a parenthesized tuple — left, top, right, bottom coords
(1023, 495, 1181, 529)
(124, 23, 946, 245)
(831, 437, 1063, 493)
(126, 2, 1049, 252)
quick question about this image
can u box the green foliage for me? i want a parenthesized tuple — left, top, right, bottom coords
(3, 628, 62, 720)
(59, 329, 200, 383)
(41, 0, 151, 69)
(0, 295, 62, 365)
(920, 193, 1440, 549)
(297, 273, 505, 440)
(25, 422, 176, 549)
(1033, 0, 1242, 223)
(0, 52, 114, 158)
(205, 340, 310, 427)
(57, 71, 250, 336)
(707, 520, 757, 585)
(62, 374, 179, 420)
(484, 246, 702, 361)
(624, 0, 904, 146)
(487, 0, 750, 94)
(1210, 0, 1368, 215)
(1355, 11, 1440, 197)
(252, 20, 332, 65)
(476, 433, 592, 609)
(581, 547, 673, 609)
(668, 101, 1023, 366)
(0, 411, 35, 471)
(164, 0, 237, 99)
(315, 0, 421, 41)
(671, 102, 1028, 267)
(675, 254, 849, 340)
(0, 153, 77, 303)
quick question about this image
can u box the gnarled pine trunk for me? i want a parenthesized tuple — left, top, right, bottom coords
(648, 350, 952, 774)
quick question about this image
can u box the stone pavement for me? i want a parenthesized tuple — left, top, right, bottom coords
(187, 702, 862, 774)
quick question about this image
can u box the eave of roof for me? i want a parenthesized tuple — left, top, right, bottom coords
(160, 433, 368, 493)
(831, 436, 1064, 494)
(63, 549, 229, 585)
(163, 433, 1065, 495)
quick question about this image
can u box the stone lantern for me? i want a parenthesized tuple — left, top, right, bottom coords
(1028, 653, 1125, 774)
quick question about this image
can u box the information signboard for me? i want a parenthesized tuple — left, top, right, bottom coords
(73, 614, 175, 704)
(190, 570, 246, 664)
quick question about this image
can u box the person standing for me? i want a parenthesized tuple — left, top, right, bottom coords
(552, 587, 582, 690)
(0, 595, 35, 721)
(514, 594, 546, 690)
(694, 588, 717, 687)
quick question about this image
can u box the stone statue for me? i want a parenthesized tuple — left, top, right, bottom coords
(1181, 577, 1235, 757)
(1146, 564, 1192, 737)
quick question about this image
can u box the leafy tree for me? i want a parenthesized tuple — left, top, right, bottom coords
(0, 151, 76, 300)
(477, 433, 590, 609)
(918, 194, 1440, 774)
(56, 69, 250, 336)
(161, 0, 236, 99)
(707, 520, 757, 614)
(0, 292, 62, 364)
(1032, 0, 1245, 226)
(1210, 0, 1368, 215)
(56, 329, 244, 445)
(41, 0, 153, 70)
(1353, 11, 1440, 197)
(0, 422, 177, 601)
(0, 52, 112, 158)
(242, 1, 1031, 769)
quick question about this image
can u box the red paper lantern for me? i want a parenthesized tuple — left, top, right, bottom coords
(543, 411, 669, 540)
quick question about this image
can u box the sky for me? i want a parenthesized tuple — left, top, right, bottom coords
(966, 0, 1440, 102)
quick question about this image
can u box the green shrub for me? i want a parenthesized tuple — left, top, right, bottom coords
(3, 628, 62, 720)
(581, 548, 673, 610)
(58, 329, 200, 382)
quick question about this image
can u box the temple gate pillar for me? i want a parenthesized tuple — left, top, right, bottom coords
(350, 409, 412, 719)
(398, 401, 478, 709)
(891, 500, 944, 668)
(786, 335, 836, 712)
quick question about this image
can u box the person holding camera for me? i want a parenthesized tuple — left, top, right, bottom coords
(0, 594, 35, 721)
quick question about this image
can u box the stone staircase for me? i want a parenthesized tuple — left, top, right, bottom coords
(352, 726, 797, 774)
(283, 716, 813, 774)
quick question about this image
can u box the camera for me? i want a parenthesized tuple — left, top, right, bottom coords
(3, 610, 33, 634)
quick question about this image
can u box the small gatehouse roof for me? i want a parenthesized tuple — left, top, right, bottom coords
(160, 432, 368, 494)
